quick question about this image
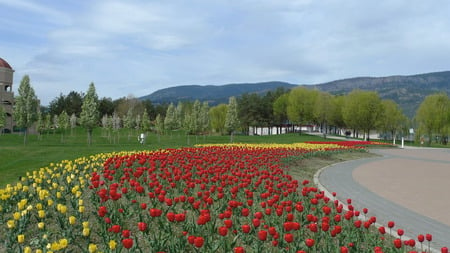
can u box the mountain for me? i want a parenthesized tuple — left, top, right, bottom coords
(140, 71, 450, 118)
(312, 71, 450, 117)
(140, 81, 297, 105)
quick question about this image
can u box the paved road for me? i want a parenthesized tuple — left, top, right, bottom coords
(317, 147, 450, 251)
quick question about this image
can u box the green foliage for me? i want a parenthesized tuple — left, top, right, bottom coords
(164, 103, 177, 131)
(415, 93, 450, 145)
(80, 83, 99, 145)
(225, 96, 239, 135)
(342, 90, 383, 139)
(287, 87, 318, 125)
(378, 100, 408, 140)
(13, 75, 39, 144)
(209, 104, 227, 135)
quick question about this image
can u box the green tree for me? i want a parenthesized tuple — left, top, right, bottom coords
(79, 83, 99, 145)
(313, 91, 333, 136)
(200, 101, 210, 134)
(14, 75, 39, 144)
(378, 100, 408, 141)
(209, 104, 227, 135)
(328, 95, 346, 135)
(273, 93, 289, 124)
(415, 93, 450, 145)
(225, 96, 240, 141)
(164, 103, 177, 131)
(124, 107, 135, 141)
(286, 87, 318, 133)
(155, 114, 164, 135)
(342, 90, 383, 140)
(58, 111, 70, 143)
(186, 100, 202, 135)
(141, 109, 151, 133)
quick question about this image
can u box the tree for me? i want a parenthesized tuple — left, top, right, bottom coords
(313, 91, 333, 136)
(124, 107, 135, 141)
(70, 113, 77, 136)
(415, 93, 450, 145)
(209, 104, 227, 135)
(155, 114, 164, 135)
(79, 83, 99, 145)
(58, 111, 70, 143)
(200, 101, 210, 134)
(225, 96, 240, 141)
(378, 100, 407, 141)
(164, 103, 177, 131)
(141, 109, 151, 133)
(14, 75, 39, 144)
(342, 90, 383, 140)
(286, 87, 318, 133)
(186, 100, 202, 135)
(273, 93, 289, 124)
(328, 95, 346, 134)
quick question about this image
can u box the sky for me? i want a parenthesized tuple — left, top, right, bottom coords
(1, 0, 450, 106)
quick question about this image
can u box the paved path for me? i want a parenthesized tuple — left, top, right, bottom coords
(318, 147, 450, 250)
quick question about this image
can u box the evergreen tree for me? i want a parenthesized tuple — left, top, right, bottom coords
(13, 75, 39, 144)
(79, 83, 99, 145)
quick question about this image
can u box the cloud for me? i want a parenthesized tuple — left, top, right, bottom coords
(3, 0, 450, 105)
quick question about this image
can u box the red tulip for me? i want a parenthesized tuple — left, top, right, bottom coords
(122, 238, 133, 249)
(442, 247, 449, 253)
(242, 224, 251, 233)
(258, 230, 268, 241)
(138, 222, 147, 232)
(305, 238, 315, 247)
(387, 221, 395, 228)
(194, 237, 204, 248)
(234, 246, 245, 253)
(284, 233, 294, 243)
(393, 238, 402, 249)
(340, 246, 348, 253)
(397, 229, 404, 236)
(426, 233, 432, 241)
(417, 234, 424, 242)
(218, 226, 228, 236)
(122, 229, 131, 238)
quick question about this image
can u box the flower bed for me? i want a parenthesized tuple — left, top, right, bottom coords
(0, 143, 446, 252)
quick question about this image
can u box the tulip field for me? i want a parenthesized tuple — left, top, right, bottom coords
(0, 140, 447, 252)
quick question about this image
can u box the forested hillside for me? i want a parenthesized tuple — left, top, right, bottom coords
(141, 71, 450, 118)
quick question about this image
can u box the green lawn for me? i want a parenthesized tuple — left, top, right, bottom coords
(0, 128, 327, 187)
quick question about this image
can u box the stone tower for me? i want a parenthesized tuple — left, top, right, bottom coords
(0, 57, 15, 133)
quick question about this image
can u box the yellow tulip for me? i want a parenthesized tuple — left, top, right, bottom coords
(36, 249, 43, 253)
(13, 212, 21, 220)
(38, 222, 45, 229)
(38, 210, 45, 218)
(56, 192, 62, 199)
(88, 243, 97, 253)
(36, 203, 43, 210)
(59, 238, 68, 248)
(82, 228, 90, 237)
(82, 221, 89, 228)
(17, 234, 25, 243)
(109, 240, 117, 249)
(79, 205, 85, 213)
(7, 220, 15, 229)
(24, 246, 32, 253)
(69, 216, 76, 225)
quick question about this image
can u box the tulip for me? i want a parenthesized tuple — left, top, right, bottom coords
(109, 240, 117, 250)
(284, 233, 294, 243)
(305, 238, 315, 247)
(17, 234, 25, 243)
(122, 238, 133, 249)
(194, 237, 204, 248)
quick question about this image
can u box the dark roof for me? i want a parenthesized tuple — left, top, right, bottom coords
(0, 57, 12, 69)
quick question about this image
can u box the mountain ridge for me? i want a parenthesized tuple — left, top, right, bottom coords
(141, 71, 450, 118)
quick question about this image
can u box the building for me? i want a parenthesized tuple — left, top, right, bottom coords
(0, 57, 14, 133)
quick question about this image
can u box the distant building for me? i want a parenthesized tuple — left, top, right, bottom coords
(0, 57, 15, 133)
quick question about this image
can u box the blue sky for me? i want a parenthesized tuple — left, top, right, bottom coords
(1, 0, 450, 106)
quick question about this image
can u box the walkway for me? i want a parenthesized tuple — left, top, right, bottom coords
(317, 147, 450, 250)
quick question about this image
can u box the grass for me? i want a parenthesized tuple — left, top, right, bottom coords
(0, 128, 330, 187)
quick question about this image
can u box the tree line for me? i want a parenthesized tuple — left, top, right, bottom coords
(4, 75, 450, 145)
